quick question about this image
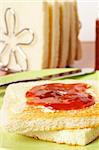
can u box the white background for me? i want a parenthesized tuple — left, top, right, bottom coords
(77, 0, 98, 41)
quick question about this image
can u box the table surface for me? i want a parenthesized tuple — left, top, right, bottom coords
(0, 68, 99, 150)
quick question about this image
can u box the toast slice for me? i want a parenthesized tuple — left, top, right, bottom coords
(58, 1, 71, 67)
(67, 1, 76, 65)
(48, 1, 60, 68)
(0, 80, 99, 133)
(23, 127, 99, 146)
(28, 1, 49, 70)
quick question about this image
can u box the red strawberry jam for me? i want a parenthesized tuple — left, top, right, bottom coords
(26, 83, 95, 110)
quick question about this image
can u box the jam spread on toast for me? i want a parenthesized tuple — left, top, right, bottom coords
(26, 83, 95, 110)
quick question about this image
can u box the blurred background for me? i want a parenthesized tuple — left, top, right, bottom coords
(0, 0, 99, 75)
(72, 0, 97, 69)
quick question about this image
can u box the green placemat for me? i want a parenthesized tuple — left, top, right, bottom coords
(0, 69, 98, 85)
(0, 68, 77, 85)
(0, 69, 99, 150)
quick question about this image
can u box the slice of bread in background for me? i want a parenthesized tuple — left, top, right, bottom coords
(30, 1, 50, 70)
(58, 1, 71, 67)
(48, 1, 60, 68)
(67, 1, 78, 65)
(0, 80, 99, 134)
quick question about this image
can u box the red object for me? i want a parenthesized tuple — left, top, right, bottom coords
(26, 83, 95, 111)
(96, 19, 99, 70)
